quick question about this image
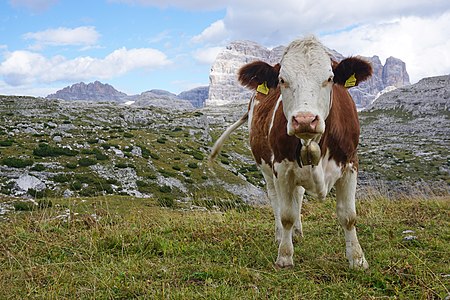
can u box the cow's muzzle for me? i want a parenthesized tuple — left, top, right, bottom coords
(291, 112, 322, 139)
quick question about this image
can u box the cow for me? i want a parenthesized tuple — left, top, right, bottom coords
(209, 36, 372, 269)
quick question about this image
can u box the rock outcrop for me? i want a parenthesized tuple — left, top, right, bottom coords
(382, 57, 410, 88)
(46, 81, 127, 102)
(177, 86, 209, 108)
(366, 75, 450, 115)
(132, 90, 194, 110)
(206, 40, 410, 109)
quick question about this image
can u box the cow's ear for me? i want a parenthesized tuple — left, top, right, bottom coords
(238, 61, 280, 90)
(332, 57, 372, 88)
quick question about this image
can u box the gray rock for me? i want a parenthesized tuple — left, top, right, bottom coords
(16, 174, 46, 191)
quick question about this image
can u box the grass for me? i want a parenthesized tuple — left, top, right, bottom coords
(0, 195, 448, 299)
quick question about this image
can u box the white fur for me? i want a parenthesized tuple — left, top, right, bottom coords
(279, 37, 333, 139)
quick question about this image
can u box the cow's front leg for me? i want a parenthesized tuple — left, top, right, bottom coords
(335, 168, 368, 269)
(260, 164, 282, 243)
(273, 167, 299, 268)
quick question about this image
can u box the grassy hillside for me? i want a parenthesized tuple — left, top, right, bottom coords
(1, 195, 449, 299)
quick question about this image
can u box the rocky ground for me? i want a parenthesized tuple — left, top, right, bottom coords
(0, 88, 448, 207)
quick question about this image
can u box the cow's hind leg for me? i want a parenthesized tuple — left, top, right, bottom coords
(335, 168, 368, 269)
(293, 186, 304, 239)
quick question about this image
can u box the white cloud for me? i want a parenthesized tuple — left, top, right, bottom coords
(0, 48, 171, 86)
(321, 13, 450, 83)
(193, 46, 223, 65)
(9, 0, 58, 12)
(191, 20, 227, 44)
(23, 26, 100, 49)
(183, 0, 450, 82)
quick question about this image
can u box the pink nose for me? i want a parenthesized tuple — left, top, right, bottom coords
(292, 113, 319, 133)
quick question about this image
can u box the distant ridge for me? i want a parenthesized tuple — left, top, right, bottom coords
(46, 82, 208, 108)
(46, 81, 127, 102)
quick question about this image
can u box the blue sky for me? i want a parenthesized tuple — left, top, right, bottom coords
(1, 0, 449, 97)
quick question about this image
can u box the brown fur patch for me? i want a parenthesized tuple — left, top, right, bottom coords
(249, 87, 281, 166)
(319, 85, 360, 168)
(269, 100, 300, 164)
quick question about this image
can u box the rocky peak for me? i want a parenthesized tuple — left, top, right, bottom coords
(382, 56, 410, 87)
(177, 86, 209, 108)
(46, 81, 127, 102)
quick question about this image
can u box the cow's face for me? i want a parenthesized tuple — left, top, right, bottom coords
(279, 38, 333, 140)
(238, 36, 372, 141)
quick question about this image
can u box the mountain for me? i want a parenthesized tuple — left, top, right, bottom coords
(177, 86, 209, 108)
(366, 75, 449, 115)
(46, 81, 127, 102)
(133, 90, 194, 110)
(46, 82, 208, 108)
(206, 40, 410, 109)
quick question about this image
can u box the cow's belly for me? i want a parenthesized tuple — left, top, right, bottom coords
(274, 149, 343, 200)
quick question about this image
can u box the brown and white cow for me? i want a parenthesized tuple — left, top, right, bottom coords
(210, 36, 372, 269)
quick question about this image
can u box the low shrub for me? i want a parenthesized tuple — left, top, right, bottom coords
(78, 157, 97, 167)
(192, 152, 204, 160)
(52, 174, 71, 183)
(2, 157, 33, 168)
(159, 185, 172, 193)
(31, 164, 46, 171)
(13, 201, 36, 211)
(71, 181, 82, 191)
(33, 143, 78, 157)
(0, 140, 13, 147)
(187, 162, 198, 169)
(66, 162, 78, 169)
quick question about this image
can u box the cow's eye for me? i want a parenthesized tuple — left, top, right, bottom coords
(279, 77, 288, 87)
(328, 76, 333, 83)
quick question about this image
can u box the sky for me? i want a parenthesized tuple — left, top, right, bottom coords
(1, 0, 449, 97)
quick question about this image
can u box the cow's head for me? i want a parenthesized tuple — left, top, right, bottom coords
(239, 36, 372, 141)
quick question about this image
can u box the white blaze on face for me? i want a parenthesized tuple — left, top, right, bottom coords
(279, 37, 334, 139)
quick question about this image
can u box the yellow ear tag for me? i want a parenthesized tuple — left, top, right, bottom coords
(344, 73, 357, 88)
(256, 81, 269, 95)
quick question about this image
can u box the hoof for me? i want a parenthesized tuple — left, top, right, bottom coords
(275, 256, 294, 269)
(349, 256, 369, 270)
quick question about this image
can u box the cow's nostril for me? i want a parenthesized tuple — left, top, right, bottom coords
(310, 115, 319, 130)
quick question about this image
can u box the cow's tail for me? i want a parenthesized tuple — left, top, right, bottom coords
(209, 112, 249, 163)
